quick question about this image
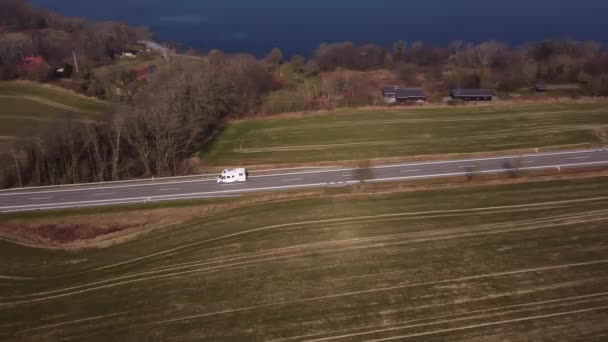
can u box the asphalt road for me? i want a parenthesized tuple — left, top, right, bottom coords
(1, 149, 608, 213)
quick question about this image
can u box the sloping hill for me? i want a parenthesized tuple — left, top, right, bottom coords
(0, 81, 108, 150)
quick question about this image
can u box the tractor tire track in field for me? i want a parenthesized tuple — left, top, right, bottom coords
(257, 108, 606, 134)
(363, 305, 608, 342)
(127, 259, 608, 330)
(0, 95, 93, 113)
(5, 196, 602, 283)
(2, 211, 606, 308)
(14, 311, 127, 334)
(236, 127, 601, 153)
(269, 290, 608, 342)
(296, 296, 608, 341)
(16, 196, 608, 273)
(142, 205, 608, 276)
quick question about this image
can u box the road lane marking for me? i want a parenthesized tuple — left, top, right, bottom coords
(28, 197, 51, 201)
(400, 169, 421, 173)
(368, 160, 608, 183)
(0, 183, 338, 211)
(93, 192, 116, 196)
(0, 179, 217, 197)
(570, 156, 590, 160)
(248, 150, 602, 179)
(3, 159, 608, 212)
(282, 178, 304, 182)
(0, 149, 602, 196)
(158, 188, 181, 191)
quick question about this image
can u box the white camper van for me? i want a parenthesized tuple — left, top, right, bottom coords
(217, 168, 248, 184)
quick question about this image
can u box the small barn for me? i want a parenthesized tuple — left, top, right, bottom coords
(383, 86, 427, 104)
(451, 89, 495, 101)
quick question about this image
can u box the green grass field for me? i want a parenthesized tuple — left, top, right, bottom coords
(1, 177, 608, 341)
(201, 101, 608, 166)
(0, 82, 107, 113)
(0, 81, 107, 150)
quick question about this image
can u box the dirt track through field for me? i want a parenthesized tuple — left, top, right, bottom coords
(0, 95, 90, 113)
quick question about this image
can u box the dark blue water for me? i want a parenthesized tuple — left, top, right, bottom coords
(33, 0, 608, 57)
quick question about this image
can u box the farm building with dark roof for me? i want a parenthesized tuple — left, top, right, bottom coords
(451, 89, 495, 101)
(383, 86, 427, 104)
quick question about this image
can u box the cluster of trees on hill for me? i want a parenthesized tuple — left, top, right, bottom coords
(0, 0, 151, 80)
(1, 56, 280, 187)
(306, 39, 608, 93)
(258, 39, 608, 114)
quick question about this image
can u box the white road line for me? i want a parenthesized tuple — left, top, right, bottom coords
(0, 154, 608, 211)
(0, 196, 241, 213)
(400, 169, 421, 173)
(0, 182, 337, 211)
(0, 149, 603, 196)
(250, 149, 603, 179)
(369, 160, 608, 183)
(253, 166, 339, 172)
(2, 158, 608, 213)
(93, 192, 116, 196)
(283, 178, 304, 182)
(0, 178, 216, 197)
(28, 197, 51, 201)
(0, 149, 604, 194)
(570, 156, 590, 160)
(158, 188, 181, 191)
(458, 165, 476, 169)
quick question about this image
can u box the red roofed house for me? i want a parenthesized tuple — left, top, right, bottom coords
(22, 56, 46, 71)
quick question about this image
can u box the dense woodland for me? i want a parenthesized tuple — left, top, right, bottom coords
(1, 0, 608, 187)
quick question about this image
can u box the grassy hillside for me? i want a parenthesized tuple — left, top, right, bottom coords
(0, 81, 107, 150)
(1, 177, 608, 340)
(201, 101, 608, 167)
(0, 82, 107, 113)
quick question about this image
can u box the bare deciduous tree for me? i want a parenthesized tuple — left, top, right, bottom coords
(472, 41, 504, 88)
